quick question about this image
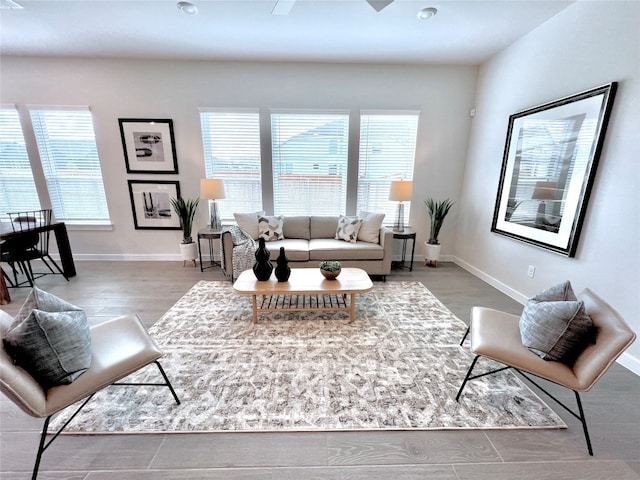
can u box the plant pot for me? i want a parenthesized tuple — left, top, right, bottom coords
(179, 242, 198, 267)
(424, 242, 441, 267)
(321, 268, 341, 280)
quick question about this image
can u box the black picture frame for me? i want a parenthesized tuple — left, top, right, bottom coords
(119, 118, 179, 174)
(491, 83, 617, 257)
(128, 180, 181, 230)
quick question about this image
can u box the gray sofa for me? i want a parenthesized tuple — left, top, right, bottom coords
(221, 215, 393, 281)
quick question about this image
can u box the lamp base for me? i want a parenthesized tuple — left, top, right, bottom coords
(210, 201, 222, 231)
(393, 203, 405, 233)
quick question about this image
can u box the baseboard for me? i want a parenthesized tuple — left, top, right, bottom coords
(617, 352, 640, 376)
(56, 253, 183, 262)
(450, 255, 528, 305)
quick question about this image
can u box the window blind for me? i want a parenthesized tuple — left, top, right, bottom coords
(0, 107, 40, 214)
(271, 112, 349, 215)
(357, 111, 419, 221)
(29, 107, 110, 222)
(200, 110, 262, 219)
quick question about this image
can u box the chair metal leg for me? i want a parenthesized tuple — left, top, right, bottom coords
(514, 369, 594, 456)
(32, 416, 50, 480)
(574, 391, 593, 456)
(28, 362, 180, 479)
(155, 361, 181, 405)
(455, 355, 480, 401)
(460, 326, 470, 346)
(113, 360, 181, 405)
(32, 394, 94, 480)
(458, 357, 596, 456)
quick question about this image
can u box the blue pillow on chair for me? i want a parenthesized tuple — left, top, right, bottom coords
(3, 287, 92, 389)
(519, 281, 595, 366)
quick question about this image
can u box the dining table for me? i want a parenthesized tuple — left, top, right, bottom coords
(1, 221, 76, 303)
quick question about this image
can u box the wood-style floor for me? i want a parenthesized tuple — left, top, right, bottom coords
(1, 261, 638, 479)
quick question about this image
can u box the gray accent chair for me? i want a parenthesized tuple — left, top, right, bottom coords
(0, 309, 180, 479)
(456, 288, 636, 456)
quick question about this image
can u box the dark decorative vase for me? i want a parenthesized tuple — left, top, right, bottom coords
(275, 247, 291, 282)
(253, 238, 273, 281)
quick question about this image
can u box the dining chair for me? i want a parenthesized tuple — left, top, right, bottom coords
(4, 209, 67, 286)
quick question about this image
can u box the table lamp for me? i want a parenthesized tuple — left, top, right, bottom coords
(389, 180, 413, 233)
(200, 178, 226, 230)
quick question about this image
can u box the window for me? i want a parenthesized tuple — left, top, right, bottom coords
(200, 110, 262, 218)
(0, 107, 40, 214)
(357, 111, 419, 221)
(271, 111, 349, 215)
(29, 107, 110, 223)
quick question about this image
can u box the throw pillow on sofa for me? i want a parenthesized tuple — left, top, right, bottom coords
(3, 287, 92, 389)
(335, 215, 363, 243)
(258, 215, 284, 241)
(357, 212, 385, 243)
(519, 281, 595, 366)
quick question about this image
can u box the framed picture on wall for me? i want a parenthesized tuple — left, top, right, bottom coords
(491, 83, 617, 257)
(119, 118, 179, 174)
(128, 180, 181, 230)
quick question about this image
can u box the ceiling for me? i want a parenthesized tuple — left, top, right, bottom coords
(0, 0, 575, 65)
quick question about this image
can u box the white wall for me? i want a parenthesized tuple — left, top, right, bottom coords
(1, 58, 476, 260)
(456, 1, 640, 373)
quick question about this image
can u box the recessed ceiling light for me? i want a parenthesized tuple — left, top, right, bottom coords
(417, 7, 437, 20)
(177, 1, 198, 15)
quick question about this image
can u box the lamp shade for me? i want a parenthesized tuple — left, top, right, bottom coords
(389, 180, 413, 202)
(531, 181, 558, 200)
(200, 178, 226, 200)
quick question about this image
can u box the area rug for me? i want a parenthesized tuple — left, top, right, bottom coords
(51, 280, 566, 434)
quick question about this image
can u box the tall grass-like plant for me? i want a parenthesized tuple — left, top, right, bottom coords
(424, 198, 454, 245)
(170, 197, 200, 244)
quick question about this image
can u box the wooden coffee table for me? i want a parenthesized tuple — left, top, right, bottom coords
(233, 267, 373, 324)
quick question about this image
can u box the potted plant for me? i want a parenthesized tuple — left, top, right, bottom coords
(170, 196, 200, 266)
(319, 260, 342, 280)
(423, 198, 454, 267)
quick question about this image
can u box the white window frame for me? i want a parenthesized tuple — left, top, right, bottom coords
(28, 105, 110, 225)
(0, 105, 40, 216)
(357, 110, 420, 222)
(199, 108, 263, 220)
(271, 110, 350, 216)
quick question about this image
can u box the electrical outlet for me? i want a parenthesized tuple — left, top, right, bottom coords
(527, 265, 536, 278)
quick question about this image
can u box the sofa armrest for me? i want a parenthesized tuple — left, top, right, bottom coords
(379, 226, 394, 275)
(221, 231, 234, 278)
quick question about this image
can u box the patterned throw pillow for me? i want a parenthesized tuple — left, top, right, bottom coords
(335, 215, 363, 243)
(3, 287, 92, 389)
(519, 281, 595, 366)
(258, 215, 284, 241)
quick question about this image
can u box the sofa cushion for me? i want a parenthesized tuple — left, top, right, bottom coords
(358, 212, 385, 243)
(282, 216, 310, 240)
(258, 215, 284, 241)
(309, 238, 384, 261)
(234, 211, 265, 240)
(335, 215, 362, 243)
(263, 239, 310, 262)
(310, 216, 340, 239)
